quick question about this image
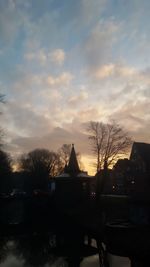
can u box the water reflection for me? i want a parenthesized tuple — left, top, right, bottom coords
(0, 234, 132, 267)
(0, 195, 99, 267)
(0, 195, 144, 267)
(81, 255, 100, 267)
(0, 230, 98, 267)
(0, 235, 67, 267)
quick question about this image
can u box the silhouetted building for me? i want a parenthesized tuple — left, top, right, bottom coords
(129, 142, 150, 196)
(130, 142, 150, 173)
(95, 162, 113, 196)
(11, 171, 28, 190)
(113, 158, 132, 194)
(129, 142, 150, 224)
(49, 144, 95, 208)
(111, 142, 150, 196)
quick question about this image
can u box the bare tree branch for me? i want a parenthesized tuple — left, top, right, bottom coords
(19, 149, 63, 190)
(87, 120, 132, 172)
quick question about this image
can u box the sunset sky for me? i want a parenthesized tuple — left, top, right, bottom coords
(0, 0, 150, 174)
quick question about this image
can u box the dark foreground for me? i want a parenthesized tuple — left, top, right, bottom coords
(0, 194, 150, 267)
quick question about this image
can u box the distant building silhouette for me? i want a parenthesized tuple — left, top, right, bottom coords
(128, 142, 150, 224)
(95, 163, 113, 196)
(66, 144, 80, 175)
(130, 142, 150, 173)
(129, 142, 150, 197)
(113, 158, 132, 194)
(49, 144, 95, 208)
(109, 142, 150, 196)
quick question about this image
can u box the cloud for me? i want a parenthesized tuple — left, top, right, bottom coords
(93, 64, 136, 79)
(68, 91, 88, 107)
(47, 72, 73, 87)
(85, 62, 150, 107)
(24, 48, 65, 66)
(2, 58, 149, 168)
(0, 0, 25, 47)
(23, 10, 67, 53)
(75, 108, 101, 122)
(24, 49, 47, 65)
(110, 98, 150, 142)
(1, 0, 150, 173)
(8, 125, 90, 158)
(81, 0, 106, 26)
(3, 70, 73, 108)
(49, 49, 65, 65)
(1, 100, 54, 138)
(94, 64, 115, 79)
(82, 20, 120, 69)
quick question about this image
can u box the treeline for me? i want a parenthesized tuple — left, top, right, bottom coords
(0, 94, 132, 193)
(0, 144, 81, 193)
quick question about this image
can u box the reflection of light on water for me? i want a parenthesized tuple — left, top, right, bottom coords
(0, 254, 25, 267)
(49, 234, 56, 248)
(45, 258, 68, 267)
(81, 239, 100, 267)
(81, 239, 130, 267)
(0, 253, 131, 267)
(81, 254, 130, 267)
(0, 237, 130, 267)
(81, 255, 99, 267)
(6, 241, 15, 249)
(0, 254, 68, 267)
(108, 254, 130, 267)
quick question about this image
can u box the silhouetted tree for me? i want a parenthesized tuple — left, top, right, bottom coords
(0, 150, 12, 192)
(87, 121, 132, 172)
(58, 144, 72, 166)
(19, 149, 62, 190)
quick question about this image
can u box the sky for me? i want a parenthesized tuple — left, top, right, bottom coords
(0, 0, 150, 174)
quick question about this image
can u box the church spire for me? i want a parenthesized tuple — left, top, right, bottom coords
(67, 144, 80, 174)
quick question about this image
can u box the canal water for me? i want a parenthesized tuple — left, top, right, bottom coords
(0, 235, 130, 267)
(0, 197, 131, 267)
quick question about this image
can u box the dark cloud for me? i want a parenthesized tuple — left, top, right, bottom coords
(1, 101, 54, 137)
(8, 126, 89, 158)
(110, 99, 150, 143)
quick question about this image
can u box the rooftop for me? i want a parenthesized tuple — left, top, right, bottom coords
(55, 144, 93, 179)
(131, 142, 150, 170)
